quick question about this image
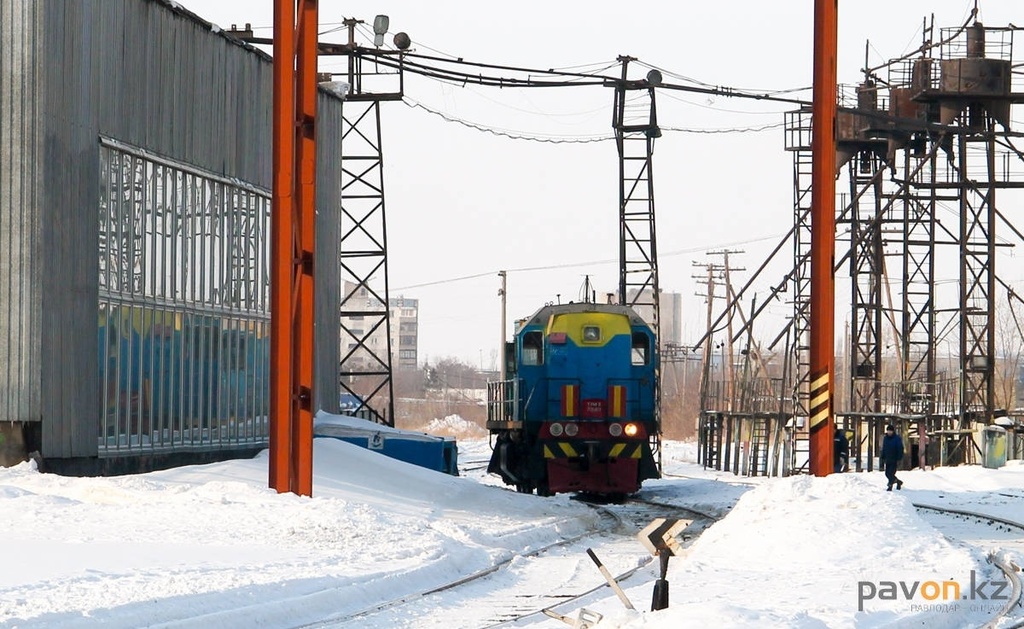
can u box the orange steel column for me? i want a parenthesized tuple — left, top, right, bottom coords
(809, 0, 838, 476)
(292, 0, 318, 496)
(270, 0, 296, 493)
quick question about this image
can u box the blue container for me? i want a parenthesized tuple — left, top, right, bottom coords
(314, 412, 458, 475)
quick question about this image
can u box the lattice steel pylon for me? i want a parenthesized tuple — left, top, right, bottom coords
(783, 107, 814, 421)
(838, 83, 890, 414)
(900, 22, 1022, 431)
(845, 151, 885, 414)
(612, 56, 662, 466)
(895, 132, 940, 416)
(957, 128, 997, 423)
(338, 97, 396, 426)
(331, 21, 406, 426)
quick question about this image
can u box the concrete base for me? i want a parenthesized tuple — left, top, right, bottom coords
(0, 423, 27, 467)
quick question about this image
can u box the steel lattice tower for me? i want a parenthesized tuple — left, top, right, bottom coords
(845, 151, 886, 414)
(613, 56, 662, 466)
(331, 19, 406, 426)
(902, 23, 1021, 438)
(895, 135, 941, 417)
(783, 108, 814, 422)
(837, 82, 890, 415)
(338, 98, 396, 426)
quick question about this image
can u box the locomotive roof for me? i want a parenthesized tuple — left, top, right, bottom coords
(519, 302, 650, 329)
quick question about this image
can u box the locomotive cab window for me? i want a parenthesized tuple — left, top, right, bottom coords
(632, 332, 650, 366)
(522, 331, 544, 366)
(582, 325, 601, 343)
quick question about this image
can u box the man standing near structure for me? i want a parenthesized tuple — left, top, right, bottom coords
(833, 427, 849, 473)
(880, 425, 904, 491)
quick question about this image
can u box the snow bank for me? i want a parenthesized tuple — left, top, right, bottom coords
(0, 439, 597, 627)
(604, 472, 990, 629)
(415, 414, 488, 438)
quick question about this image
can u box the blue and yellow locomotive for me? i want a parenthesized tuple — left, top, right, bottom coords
(487, 301, 661, 497)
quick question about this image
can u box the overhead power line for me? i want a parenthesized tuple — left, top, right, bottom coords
(404, 98, 789, 141)
(393, 233, 786, 291)
(402, 98, 614, 143)
(358, 48, 813, 106)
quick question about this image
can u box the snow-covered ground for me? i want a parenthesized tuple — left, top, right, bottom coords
(1, 415, 1022, 628)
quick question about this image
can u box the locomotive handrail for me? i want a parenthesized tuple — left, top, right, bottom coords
(486, 378, 520, 423)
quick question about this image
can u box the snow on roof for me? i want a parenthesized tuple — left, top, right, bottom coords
(313, 410, 452, 442)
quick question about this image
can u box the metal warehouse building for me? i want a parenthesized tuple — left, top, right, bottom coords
(0, 0, 343, 472)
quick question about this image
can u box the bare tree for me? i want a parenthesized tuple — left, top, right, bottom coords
(995, 293, 1024, 411)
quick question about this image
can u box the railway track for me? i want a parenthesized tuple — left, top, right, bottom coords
(482, 498, 719, 628)
(913, 502, 1024, 628)
(296, 496, 717, 628)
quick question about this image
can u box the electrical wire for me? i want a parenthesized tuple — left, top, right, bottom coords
(392, 233, 786, 292)
(404, 97, 790, 141)
(358, 47, 813, 106)
(402, 98, 614, 143)
(458, 84, 636, 119)
(658, 90, 790, 115)
(637, 60, 811, 98)
(661, 121, 786, 134)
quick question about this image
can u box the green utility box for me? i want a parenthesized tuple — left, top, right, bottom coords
(982, 426, 1008, 469)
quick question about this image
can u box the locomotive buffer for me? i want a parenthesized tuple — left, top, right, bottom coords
(638, 517, 691, 611)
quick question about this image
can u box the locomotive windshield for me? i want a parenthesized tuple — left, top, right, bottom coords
(522, 330, 544, 365)
(632, 332, 650, 366)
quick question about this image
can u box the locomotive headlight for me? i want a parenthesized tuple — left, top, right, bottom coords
(623, 423, 639, 437)
(549, 422, 564, 437)
(608, 422, 623, 437)
(564, 422, 579, 437)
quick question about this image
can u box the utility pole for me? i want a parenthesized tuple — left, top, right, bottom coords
(708, 250, 745, 411)
(693, 261, 724, 412)
(810, 0, 838, 477)
(499, 270, 507, 383)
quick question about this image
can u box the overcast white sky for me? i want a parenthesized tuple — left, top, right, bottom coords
(180, 1, 1023, 368)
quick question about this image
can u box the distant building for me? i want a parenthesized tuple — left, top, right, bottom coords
(391, 297, 419, 370)
(612, 288, 683, 350)
(340, 281, 419, 371)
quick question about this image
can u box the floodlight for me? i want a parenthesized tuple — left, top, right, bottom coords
(646, 69, 663, 86)
(373, 15, 389, 47)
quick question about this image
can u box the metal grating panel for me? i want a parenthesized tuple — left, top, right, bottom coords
(1, 0, 345, 459)
(97, 141, 271, 454)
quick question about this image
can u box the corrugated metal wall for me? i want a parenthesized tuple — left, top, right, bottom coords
(0, 0, 43, 433)
(0, 0, 342, 459)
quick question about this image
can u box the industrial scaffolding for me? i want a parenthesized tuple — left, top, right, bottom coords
(699, 17, 1024, 476)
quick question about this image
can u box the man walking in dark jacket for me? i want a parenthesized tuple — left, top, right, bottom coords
(881, 425, 904, 491)
(834, 427, 849, 473)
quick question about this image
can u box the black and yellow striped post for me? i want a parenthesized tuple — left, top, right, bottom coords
(809, 369, 833, 475)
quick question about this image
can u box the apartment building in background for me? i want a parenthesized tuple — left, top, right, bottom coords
(341, 281, 419, 371)
(615, 288, 683, 350)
